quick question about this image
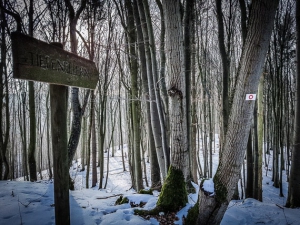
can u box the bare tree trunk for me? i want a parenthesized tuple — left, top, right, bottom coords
(246, 130, 253, 198)
(46, 92, 52, 180)
(286, 0, 300, 208)
(156, 0, 188, 212)
(256, 75, 264, 201)
(91, 91, 97, 188)
(27, 0, 37, 182)
(215, 0, 230, 145)
(0, 5, 10, 180)
(86, 109, 92, 189)
(22, 91, 29, 181)
(141, 0, 170, 173)
(125, 0, 143, 191)
(136, 0, 168, 180)
(133, 0, 161, 186)
(64, 0, 88, 167)
(197, 0, 278, 223)
(81, 116, 87, 171)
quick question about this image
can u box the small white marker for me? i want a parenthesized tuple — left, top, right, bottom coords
(246, 94, 256, 100)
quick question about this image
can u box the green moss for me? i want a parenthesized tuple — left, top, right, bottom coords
(213, 175, 227, 203)
(156, 166, 188, 212)
(185, 201, 199, 225)
(115, 196, 129, 205)
(139, 189, 153, 195)
(134, 207, 160, 216)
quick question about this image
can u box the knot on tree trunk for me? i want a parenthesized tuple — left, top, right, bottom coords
(168, 86, 183, 99)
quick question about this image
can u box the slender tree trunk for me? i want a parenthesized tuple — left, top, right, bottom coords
(46, 92, 52, 179)
(137, 0, 168, 180)
(27, 0, 37, 182)
(141, 0, 170, 172)
(81, 116, 86, 171)
(133, 0, 161, 186)
(257, 75, 264, 201)
(0, 5, 10, 180)
(91, 91, 97, 187)
(22, 91, 29, 181)
(64, 0, 88, 167)
(216, 0, 230, 143)
(253, 102, 260, 199)
(246, 130, 253, 198)
(86, 110, 92, 189)
(286, 0, 300, 208)
(125, 0, 143, 191)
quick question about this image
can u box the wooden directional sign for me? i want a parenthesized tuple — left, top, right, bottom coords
(11, 32, 98, 89)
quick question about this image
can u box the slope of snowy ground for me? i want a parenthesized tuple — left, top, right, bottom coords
(0, 144, 299, 225)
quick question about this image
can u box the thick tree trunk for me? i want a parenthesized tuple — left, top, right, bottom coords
(197, 0, 279, 224)
(156, 0, 188, 212)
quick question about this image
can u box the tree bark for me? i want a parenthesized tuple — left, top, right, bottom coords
(156, 0, 189, 212)
(91, 91, 97, 187)
(133, 0, 161, 186)
(139, 0, 170, 178)
(125, 0, 143, 191)
(64, 0, 88, 167)
(246, 130, 253, 198)
(28, 0, 37, 182)
(197, 0, 279, 224)
(286, 0, 300, 208)
(0, 4, 10, 180)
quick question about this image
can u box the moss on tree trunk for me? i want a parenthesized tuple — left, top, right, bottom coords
(156, 166, 188, 212)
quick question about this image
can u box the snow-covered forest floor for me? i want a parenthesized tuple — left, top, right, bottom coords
(0, 141, 299, 225)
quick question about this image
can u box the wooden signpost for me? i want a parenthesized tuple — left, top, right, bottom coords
(11, 32, 98, 89)
(11, 32, 98, 225)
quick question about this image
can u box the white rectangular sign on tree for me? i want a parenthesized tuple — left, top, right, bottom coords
(245, 94, 257, 100)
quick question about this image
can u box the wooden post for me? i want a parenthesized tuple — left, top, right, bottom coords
(50, 43, 70, 225)
(50, 84, 69, 225)
(11, 34, 98, 224)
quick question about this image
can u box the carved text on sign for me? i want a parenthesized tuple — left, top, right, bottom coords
(12, 32, 98, 89)
(20, 52, 90, 78)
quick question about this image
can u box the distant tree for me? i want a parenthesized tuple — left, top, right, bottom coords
(132, 0, 161, 186)
(0, 0, 10, 180)
(64, 0, 90, 172)
(28, 0, 37, 182)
